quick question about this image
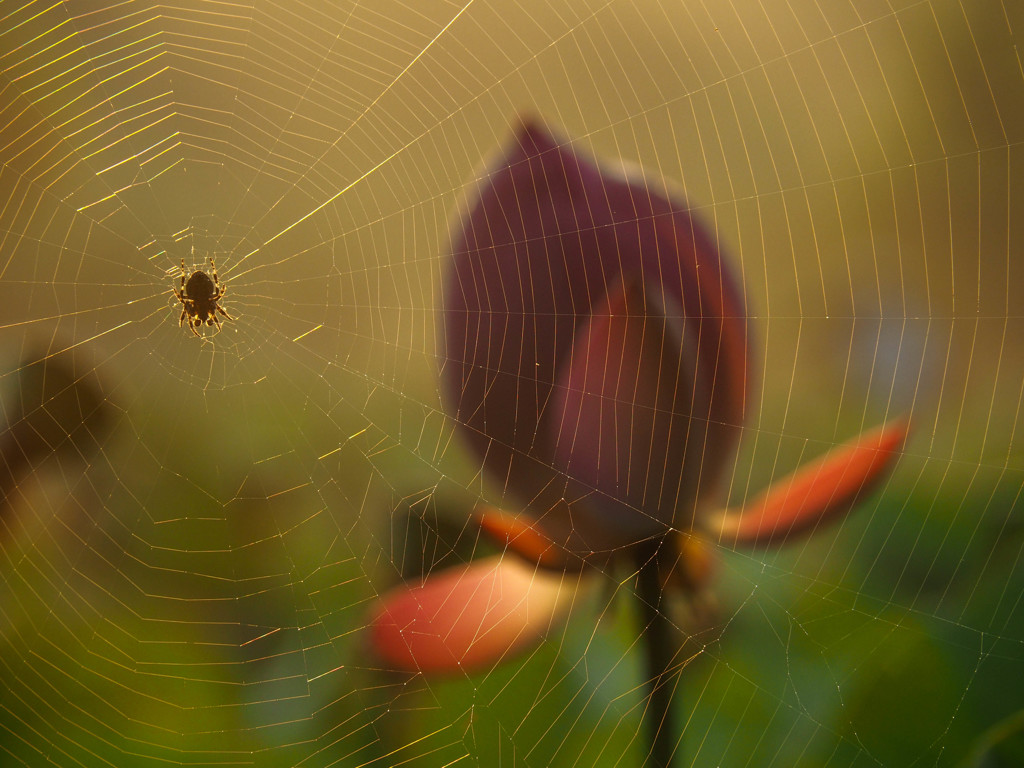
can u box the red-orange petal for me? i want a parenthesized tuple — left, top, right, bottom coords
(368, 556, 581, 674)
(476, 506, 577, 571)
(710, 419, 908, 546)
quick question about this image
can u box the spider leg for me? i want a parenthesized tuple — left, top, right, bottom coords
(217, 304, 233, 320)
(179, 308, 187, 326)
(209, 257, 220, 287)
(188, 317, 201, 337)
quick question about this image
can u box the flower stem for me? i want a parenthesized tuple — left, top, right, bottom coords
(635, 541, 677, 768)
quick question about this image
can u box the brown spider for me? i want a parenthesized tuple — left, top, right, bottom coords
(174, 257, 231, 336)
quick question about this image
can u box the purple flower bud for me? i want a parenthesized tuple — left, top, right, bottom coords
(371, 123, 908, 675)
(441, 120, 749, 554)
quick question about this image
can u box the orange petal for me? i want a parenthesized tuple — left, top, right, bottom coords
(476, 506, 577, 571)
(710, 419, 908, 546)
(368, 556, 581, 674)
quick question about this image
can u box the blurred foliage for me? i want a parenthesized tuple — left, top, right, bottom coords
(961, 710, 1024, 768)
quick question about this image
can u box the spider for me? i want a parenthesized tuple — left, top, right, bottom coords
(174, 257, 232, 336)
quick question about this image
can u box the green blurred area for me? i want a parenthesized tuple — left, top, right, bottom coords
(0, 0, 1021, 765)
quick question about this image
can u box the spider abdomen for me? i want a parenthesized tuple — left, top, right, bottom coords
(185, 271, 216, 300)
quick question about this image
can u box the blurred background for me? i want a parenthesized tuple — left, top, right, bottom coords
(0, 0, 1021, 765)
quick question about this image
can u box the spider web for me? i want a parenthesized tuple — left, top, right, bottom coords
(1, 0, 1022, 766)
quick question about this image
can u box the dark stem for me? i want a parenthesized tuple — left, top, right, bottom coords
(635, 540, 677, 768)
